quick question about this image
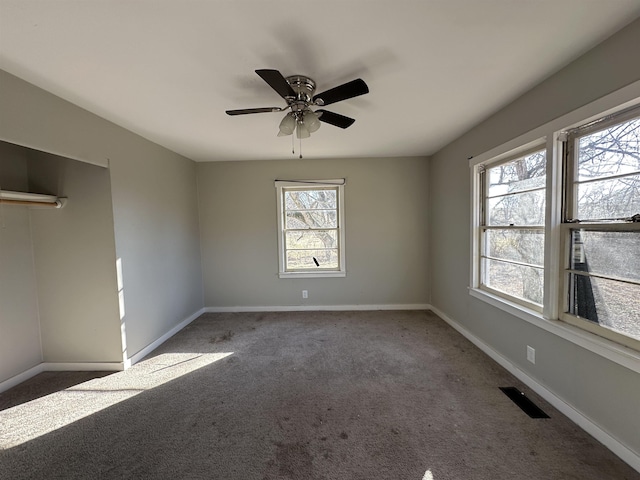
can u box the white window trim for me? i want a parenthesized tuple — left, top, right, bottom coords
(476, 143, 547, 312)
(275, 179, 346, 279)
(559, 111, 640, 351)
(468, 78, 640, 373)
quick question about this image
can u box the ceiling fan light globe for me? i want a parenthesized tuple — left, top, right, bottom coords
(296, 122, 311, 139)
(303, 110, 321, 133)
(278, 113, 296, 136)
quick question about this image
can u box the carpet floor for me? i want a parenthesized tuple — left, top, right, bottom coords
(0, 310, 637, 479)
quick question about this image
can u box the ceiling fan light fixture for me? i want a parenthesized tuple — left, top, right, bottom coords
(278, 112, 296, 136)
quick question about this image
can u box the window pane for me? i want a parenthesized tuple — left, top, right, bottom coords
(484, 259, 543, 305)
(488, 150, 546, 197)
(570, 230, 640, 282)
(286, 210, 337, 229)
(486, 229, 544, 266)
(488, 190, 545, 226)
(286, 230, 338, 250)
(285, 189, 337, 210)
(568, 274, 640, 341)
(286, 249, 339, 270)
(576, 173, 640, 220)
(577, 117, 640, 182)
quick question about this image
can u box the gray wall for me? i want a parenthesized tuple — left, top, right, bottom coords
(109, 141, 203, 357)
(28, 152, 122, 364)
(0, 69, 204, 369)
(198, 156, 429, 308)
(429, 19, 640, 457)
(0, 143, 42, 383)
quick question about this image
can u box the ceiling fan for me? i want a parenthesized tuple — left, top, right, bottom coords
(225, 69, 369, 140)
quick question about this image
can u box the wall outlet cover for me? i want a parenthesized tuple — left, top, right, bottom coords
(527, 345, 536, 364)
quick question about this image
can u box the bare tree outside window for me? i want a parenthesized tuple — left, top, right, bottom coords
(482, 150, 546, 305)
(283, 188, 341, 271)
(567, 115, 640, 341)
(575, 117, 640, 220)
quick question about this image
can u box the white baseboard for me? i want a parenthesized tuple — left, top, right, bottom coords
(429, 305, 640, 474)
(41, 362, 124, 372)
(124, 307, 206, 368)
(204, 304, 431, 313)
(0, 362, 123, 395)
(0, 308, 207, 394)
(0, 364, 45, 394)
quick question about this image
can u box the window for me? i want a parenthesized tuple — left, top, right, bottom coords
(479, 148, 547, 309)
(275, 180, 346, 278)
(471, 100, 640, 356)
(561, 110, 640, 348)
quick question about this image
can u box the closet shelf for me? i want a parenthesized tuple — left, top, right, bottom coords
(0, 190, 65, 208)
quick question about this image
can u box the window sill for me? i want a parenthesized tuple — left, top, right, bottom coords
(278, 271, 346, 279)
(469, 287, 640, 373)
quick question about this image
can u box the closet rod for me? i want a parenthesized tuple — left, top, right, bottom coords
(0, 198, 63, 208)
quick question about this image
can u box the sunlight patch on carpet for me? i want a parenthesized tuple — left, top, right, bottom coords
(422, 469, 434, 480)
(0, 352, 233, 449)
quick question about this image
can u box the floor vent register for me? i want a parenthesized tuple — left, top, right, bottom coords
(499, 387, 550, 419)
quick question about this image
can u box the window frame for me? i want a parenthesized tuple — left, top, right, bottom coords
(275, 179, 346, 279)
(558, 107, 640, 351)
(468, 78, 640, 372)
(477, 145, 547, 312)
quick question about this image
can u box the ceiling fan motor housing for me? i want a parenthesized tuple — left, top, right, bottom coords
(285, 75, 318, 119)
(285, 75, 316, 101)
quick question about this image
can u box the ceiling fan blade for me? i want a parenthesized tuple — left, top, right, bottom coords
(313, 79, 369, 106)
(226, 107, 282, 116)
(255, 69, 296, 99)
(316, 110, 356, 129)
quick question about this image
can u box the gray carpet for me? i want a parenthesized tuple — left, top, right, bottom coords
(0, 310, 637, 479)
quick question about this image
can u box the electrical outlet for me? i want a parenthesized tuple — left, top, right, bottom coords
(527, 345, 536, 364)
(302, 290, 308, 299)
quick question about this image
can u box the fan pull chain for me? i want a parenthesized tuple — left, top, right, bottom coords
(299, 137, 303, 159)
(291, 134, 295, 156)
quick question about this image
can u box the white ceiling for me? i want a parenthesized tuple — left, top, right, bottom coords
(1, 1, 640, 162)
